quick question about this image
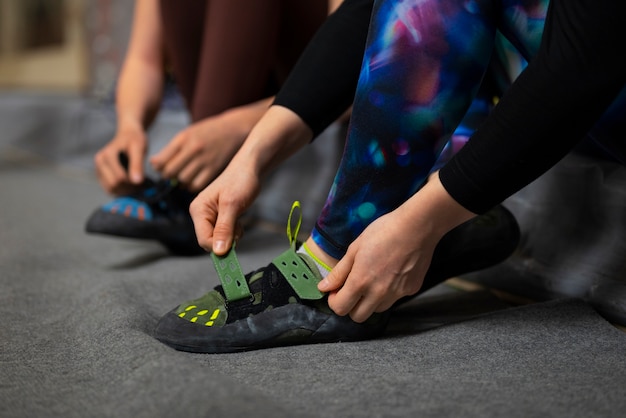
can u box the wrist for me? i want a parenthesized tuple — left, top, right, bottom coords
(115, 114, 145, 137)
(402, 172, 477, 239)
(232, 105, 313, 178)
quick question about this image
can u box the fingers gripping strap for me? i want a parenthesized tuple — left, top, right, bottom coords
(273, 249, 324, 300)
(211, 247, 251, 302)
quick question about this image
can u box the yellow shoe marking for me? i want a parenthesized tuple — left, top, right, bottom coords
(179, 305, 197, 318)
(204, 309, 221, 327)
(180, 307, 220, 324)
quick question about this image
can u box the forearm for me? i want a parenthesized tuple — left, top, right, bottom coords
(113, 0, 165, 136)
(439, 0, 626, 214)
(229, 105, 313, 179)
(114, 58, 164, 135)
(328, 0, 344, 13)
(212, 97, 274, 139)
(273, 0, 373, 137)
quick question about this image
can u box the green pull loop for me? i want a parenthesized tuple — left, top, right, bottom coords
(286, 201, 302, 248)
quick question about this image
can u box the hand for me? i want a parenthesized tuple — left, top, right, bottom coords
(149, 116, 247, 192)
(189, 105, 314, 254)
(150, 99, 271, 192)
(318, 207, 437, 323)
(317, 174, 476, 322)
(189, 163, 260, 255)
(94, 128, 147, 195)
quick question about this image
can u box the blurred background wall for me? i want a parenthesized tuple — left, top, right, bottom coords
(0, 0, 184, 171)
(0, 0, 131, 97)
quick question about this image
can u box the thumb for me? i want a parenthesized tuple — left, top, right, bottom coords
(318, 252, 352, 292)
(127, 140, 146, 184)
(211, 204, 239, 255)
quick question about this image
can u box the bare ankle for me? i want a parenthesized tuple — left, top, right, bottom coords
(303, 237, 339, 270)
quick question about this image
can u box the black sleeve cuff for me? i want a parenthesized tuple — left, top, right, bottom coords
(273, 0, 373, 138)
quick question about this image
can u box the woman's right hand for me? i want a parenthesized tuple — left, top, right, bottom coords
(94, 128, 148, 195)
(189, 163, 260, 255)
(189, 105, 314, 255)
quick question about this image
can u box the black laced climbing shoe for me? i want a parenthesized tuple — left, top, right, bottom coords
(85, 154, 202, 255)
(154, 202, 389, 353)
(155, 202, 521, 353)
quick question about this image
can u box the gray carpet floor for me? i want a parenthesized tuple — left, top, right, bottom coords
(2, 111, 626, 417)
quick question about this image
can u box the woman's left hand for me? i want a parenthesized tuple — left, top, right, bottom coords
(317, 175, 476, 323)
(318, 206, 437, 323)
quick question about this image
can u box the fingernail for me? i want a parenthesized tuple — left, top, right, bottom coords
(214, 240, 226, 253)
(318, 278, 329, 291)
(131, 173, 142, 184)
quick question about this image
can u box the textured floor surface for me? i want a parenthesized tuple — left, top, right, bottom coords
(2, 144, 626, 418)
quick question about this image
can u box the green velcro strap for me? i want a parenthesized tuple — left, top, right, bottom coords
(272, 249, 324, 300)
(211, 246, 251, 302)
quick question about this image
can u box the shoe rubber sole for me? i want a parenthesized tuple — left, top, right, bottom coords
(154, 303, 390, 353)
(154, 204, 520, 353)
(85, 209, 204, 256)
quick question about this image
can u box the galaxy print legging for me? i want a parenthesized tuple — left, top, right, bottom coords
(311, 0, 549, 259)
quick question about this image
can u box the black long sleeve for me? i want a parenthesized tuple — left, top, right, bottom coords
(440, 0, 626, 214)
(273, 0, 373, 138)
